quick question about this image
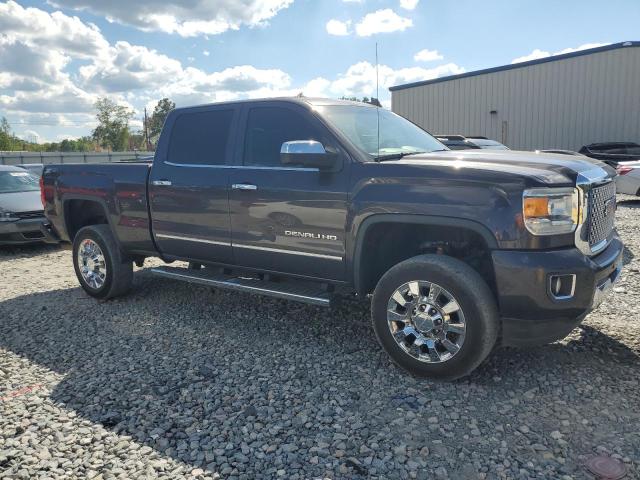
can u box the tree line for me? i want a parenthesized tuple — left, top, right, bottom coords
(0, 97, 176, 152)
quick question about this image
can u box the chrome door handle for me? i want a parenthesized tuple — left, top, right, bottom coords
(232, 183, 257, 191)
(152, 180, 172, 186)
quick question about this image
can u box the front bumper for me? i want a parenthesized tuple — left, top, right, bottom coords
(493, 233, 623, 346)
(0, 217, 51, 245)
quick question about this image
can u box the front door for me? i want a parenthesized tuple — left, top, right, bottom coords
(228, 103, 349, 281)
(149, 106, 238, 263)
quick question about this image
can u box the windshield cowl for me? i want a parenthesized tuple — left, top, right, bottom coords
(374, 151, 426, 161)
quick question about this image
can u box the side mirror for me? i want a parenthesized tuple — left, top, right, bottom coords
(280, 140, 339, 170)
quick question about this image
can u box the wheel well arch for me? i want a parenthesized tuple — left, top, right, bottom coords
(63, 198, 110, 241)
(352, 215, 498, 296)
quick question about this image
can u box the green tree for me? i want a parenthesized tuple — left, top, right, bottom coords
(0, 117, 13, 150)
(128, 131, 146, 150)
(59, 139, 74, 152)
(339, 96, 381, 106)
(77, 136, 96, 152)
(92, 97, 134, 151)
(148, 98, 175, 145)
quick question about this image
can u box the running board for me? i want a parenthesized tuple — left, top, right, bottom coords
(150, 266, 332, 307)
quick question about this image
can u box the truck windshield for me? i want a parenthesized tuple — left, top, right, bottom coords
(0, 170, 40, 194)
(318, 105, 446, 159)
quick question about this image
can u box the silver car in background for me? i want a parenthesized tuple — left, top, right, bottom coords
(616, 162, 640, 196)
(0, 165, 47, 245)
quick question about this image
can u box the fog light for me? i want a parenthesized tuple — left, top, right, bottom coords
(549, 274, 576, 300)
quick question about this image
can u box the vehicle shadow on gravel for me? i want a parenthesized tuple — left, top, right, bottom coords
(1, 272, 638, 477)
(0, 243, 61, 263)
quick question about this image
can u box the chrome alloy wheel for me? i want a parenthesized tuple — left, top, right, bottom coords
(77, 239, 107, 289)
(387, 280, 466, 363)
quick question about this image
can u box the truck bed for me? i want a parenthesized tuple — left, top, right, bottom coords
(42, 162, 155, 254)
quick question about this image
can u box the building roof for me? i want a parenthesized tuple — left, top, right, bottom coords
(389, 41, 640, 92)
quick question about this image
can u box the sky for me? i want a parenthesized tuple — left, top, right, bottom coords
(1, 0, 638, 144)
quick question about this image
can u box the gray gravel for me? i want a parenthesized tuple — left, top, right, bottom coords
(1, 196, 640, 479)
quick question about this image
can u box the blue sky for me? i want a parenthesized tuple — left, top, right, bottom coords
(1, 0, 639, 143)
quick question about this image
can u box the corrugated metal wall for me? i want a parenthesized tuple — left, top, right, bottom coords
(391, 46, 640, 151)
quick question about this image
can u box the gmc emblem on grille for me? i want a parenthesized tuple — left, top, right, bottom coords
(603, 197, 616, 217)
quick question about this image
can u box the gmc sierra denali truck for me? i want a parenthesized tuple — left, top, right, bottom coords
(41, 98, 623, 380)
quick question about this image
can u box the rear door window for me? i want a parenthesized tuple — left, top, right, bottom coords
(168, 109, 235, 165)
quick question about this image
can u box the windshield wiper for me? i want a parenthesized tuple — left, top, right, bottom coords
(374, 151, 426, 162)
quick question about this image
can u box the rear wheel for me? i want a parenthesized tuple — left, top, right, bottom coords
(72, 225, 133, 299)
(372, 254, 498, 380)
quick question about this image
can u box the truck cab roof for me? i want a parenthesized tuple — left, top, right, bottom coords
(170, 96, 377, 115)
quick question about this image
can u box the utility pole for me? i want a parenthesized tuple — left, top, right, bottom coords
(144, 107, 151, 151)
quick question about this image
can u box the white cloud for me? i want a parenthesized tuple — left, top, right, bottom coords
(511, 42, 610, 64)
(0, 1, 108, 58)
(355, 9, 413, 37)
(299, 77, 332, 97)
(556, 42, 610, 55)
(79, 41, 183, 93)
(0, 0, 466, 141)
(49, 0, 294, 37)
(0, 38, 70, 83)
(400, 0, 419, 10)
(203, 50, 210, 56)
(19, 130, 41, 143)
(330, 61, 465, 97)
(141, 64, 292, 108)
(326, 19, 352, 36)
(0, 1, 295, 121)
(414, 49, 443, 62)
(0, 83, 96, 114)
(511, 48, 551, 64)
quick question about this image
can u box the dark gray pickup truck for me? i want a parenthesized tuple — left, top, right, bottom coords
(41, 97, 623, 379)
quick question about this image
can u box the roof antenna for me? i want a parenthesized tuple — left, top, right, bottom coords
(376, 41, 380, 159)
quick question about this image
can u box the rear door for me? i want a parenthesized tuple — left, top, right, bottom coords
(228, 102, 349, 281)
(149, 105, 238, 263)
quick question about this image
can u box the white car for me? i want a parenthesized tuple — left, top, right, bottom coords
(616, 161, 640, 196)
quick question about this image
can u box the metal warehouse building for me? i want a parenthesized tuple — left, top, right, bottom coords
(390, 41, 640, 152)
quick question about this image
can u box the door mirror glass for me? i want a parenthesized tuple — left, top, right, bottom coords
(280, 141, 338, 169)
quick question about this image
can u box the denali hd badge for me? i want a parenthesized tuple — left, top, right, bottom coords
(284, 230, 338, 241)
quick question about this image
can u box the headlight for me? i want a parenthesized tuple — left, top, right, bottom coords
(522, 187, 579, 235)
(0, 208, 19, 222)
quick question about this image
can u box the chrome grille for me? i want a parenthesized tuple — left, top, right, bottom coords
(587, 182, 616, 247)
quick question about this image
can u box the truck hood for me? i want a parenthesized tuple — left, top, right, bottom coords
(395, 149, 615, 185)
(0, 190, 43, 213)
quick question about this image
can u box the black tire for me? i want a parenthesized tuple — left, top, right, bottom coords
(372, 254, 498, 380)
(72, 224, 133, 300)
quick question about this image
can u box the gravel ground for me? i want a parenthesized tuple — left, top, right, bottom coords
(1, 196, 639, 480)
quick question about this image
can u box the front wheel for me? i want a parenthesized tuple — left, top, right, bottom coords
(372, 254, 498, 380)
(72, 225, 133, 300)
